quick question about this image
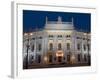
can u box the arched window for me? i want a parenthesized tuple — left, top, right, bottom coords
(66, 35, 71, 38)
(49, 43, 53, 50)
(49, 35, 53, 38)
(58, 35, 62, 37)
(67, 43, 70, 50)
(58, 43, 62, 50)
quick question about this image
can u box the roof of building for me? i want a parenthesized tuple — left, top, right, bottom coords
(24, 16, 90, 34)
(44, 16, 74, 30)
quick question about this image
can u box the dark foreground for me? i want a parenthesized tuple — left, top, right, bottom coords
(23, 63, 90, 69)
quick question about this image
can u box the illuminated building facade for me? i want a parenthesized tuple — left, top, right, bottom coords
(23, 16, 90, 67)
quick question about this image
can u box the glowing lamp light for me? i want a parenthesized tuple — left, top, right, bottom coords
(70, 54, 76, 64)
(71, 55, 75, 60)
(56, 50, 64, 57)
(84, 33, 87, 35)
(30, 33, 33, 35)
(24, 33, 28, 36)
(44, 56, 48, 62)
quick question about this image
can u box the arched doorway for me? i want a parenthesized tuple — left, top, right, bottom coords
(56, 50, 64, 64)
(48, 55, 53, 63)
(47, 51, 53, 64)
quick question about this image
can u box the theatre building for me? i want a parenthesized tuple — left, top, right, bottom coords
(23, 16, 91, 68)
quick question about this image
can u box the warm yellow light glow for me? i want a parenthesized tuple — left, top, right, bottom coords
(71, 55, 75, 60)
(24, 33, 28, 36)
(70, 54, 76, 64)
(30, 33, 33, 35)
(83, 33, 87, 35)
(56, 50, 64, 57)
(45, 30, 72, 34)
(44, 56, 48, 62)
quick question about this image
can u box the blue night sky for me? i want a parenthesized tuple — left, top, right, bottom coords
(23, 10, 91, 33)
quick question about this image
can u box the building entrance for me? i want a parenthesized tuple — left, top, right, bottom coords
(56, 50, 64, 64)
(48, 55, 53, 63)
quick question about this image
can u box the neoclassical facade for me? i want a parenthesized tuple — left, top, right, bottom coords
(23, 16, 90, 67)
